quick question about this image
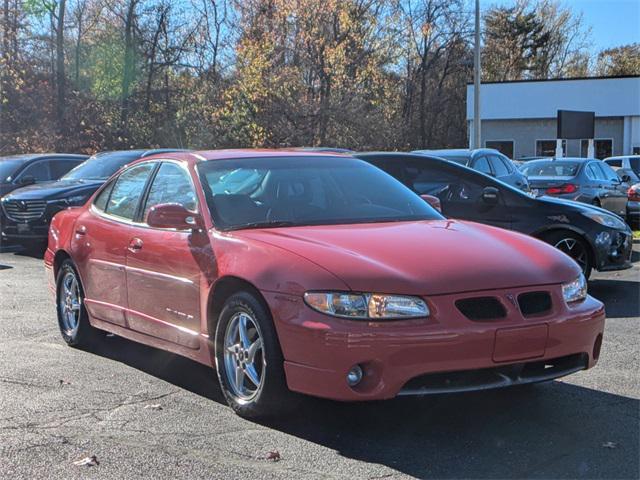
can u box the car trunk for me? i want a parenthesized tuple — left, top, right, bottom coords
(527, 176, 576, 194)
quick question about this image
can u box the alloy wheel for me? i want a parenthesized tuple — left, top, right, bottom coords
(59, 271, 81, 336)
(554, 238, 588, 274)
(223, 312, 264, 401)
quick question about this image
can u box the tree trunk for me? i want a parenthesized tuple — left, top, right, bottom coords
(56, 0, 67, 130)
(121, 0, 137, 126)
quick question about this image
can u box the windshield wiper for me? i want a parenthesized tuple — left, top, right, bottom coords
(226, 220, 297, 231)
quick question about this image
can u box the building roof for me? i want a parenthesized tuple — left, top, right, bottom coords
(466, 75, 640, 121)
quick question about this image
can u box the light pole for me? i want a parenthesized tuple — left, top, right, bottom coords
(473, 0, 481, 149)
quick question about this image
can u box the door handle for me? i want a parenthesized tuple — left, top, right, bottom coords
(128, 238, 143, 253)
(75, 225, 86, 236)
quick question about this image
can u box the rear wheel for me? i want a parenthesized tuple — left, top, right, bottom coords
(56, 259, 100, 347)
(214, 291, 296, 418)
(542, 231, 593, 279)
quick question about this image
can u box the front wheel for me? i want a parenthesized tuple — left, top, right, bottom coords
(56, 259, 100, 347)
(214, 291, 295, 418)
(542, 231, 593, 279)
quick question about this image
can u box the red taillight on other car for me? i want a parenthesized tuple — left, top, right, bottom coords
(628, 187, 640, 202)
(547, 183, 578, 195)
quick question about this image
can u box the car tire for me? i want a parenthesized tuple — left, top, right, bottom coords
(214, 291, 297, 418)
(56, 259, 100, 347)
(542, 231, 593, 279)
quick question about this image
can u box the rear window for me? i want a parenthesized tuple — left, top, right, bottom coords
(520, 161, 579, 177)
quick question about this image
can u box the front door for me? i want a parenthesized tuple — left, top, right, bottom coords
(125, 161, 207, 349)
(72, 162, 156, 326)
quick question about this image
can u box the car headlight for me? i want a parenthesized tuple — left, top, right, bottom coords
(562, 274, 587, 305)
(581, 211, 627, 230)
(303, 292, 429, 320)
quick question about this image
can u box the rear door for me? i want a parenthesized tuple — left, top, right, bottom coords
(124, 161, 205, 349)
(72, 162, 156, 327)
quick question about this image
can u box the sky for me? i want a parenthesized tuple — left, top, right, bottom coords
(485, 0, 640, 51)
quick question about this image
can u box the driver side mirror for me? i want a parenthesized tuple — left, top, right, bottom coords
(481, 186, 500, 205)
(146, 203, 203, 230)
(18, 175, 35, 186)
(420, 194, 442, 213)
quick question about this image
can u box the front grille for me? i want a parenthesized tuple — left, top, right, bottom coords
(518, 291, 552, 317)
(2, 200, 47, 222)
(455, 297, 506, 321)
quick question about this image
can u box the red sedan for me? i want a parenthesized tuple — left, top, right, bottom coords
(45, 150, 605, 418)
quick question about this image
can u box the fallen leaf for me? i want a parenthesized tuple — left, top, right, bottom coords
(73, 455, 99, 467)
(58, 380, 70, 387)
(602, 442, 617, 449)
(144, 404, 163, 410)
(265, 450, 281, 462)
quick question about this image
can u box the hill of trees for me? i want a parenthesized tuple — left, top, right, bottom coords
(0, 0, 638, 155)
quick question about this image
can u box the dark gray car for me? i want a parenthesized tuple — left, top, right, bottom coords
(520, 158, 630, 218)
(0, 153, 88, 198)
(412, 148, 529, 190)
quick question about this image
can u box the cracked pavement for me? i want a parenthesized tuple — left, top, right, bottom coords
(0, 245, 638, 479)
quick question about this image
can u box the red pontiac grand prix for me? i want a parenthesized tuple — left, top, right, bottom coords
(45, 150, 605, 417)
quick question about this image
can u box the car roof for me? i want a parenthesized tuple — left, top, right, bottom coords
(413, 148, 504, 157)
(604, 155, 639, 161)
(0, 153, 88, 163)
(528, 157, 592, 162)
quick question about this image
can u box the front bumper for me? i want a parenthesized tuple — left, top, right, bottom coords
(592, 228, 633, 272)
(264, 285, 605, 401)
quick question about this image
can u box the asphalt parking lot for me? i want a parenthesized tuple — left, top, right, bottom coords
(0, 245, 638, 480)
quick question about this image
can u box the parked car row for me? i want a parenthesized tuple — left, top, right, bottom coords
(42, 149, 606, 419)
(0, 149, 185, 247)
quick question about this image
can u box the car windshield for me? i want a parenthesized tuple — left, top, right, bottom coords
(0, 159, 26, 182)
(520, 161, 579, 177)
(62, 153, 140, 181)
(197, 156, 443, 230)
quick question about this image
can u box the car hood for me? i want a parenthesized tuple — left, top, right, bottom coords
(236, 220, 580, 295)
(2, 179, 103, 201)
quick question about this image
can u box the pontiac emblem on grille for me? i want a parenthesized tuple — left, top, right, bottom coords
(506, 294, 517, 307)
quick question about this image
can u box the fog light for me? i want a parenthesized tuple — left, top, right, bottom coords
(347, 365, 363, 387)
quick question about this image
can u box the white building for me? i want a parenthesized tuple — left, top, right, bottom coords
(466, 75, 640, 159)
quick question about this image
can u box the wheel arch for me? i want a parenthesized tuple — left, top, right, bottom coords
(532, 225, 597, 267)
(53, 249, 72, 280)
(206, 276, 272, 337)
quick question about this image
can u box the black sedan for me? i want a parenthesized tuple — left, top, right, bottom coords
(0, 149, 185, 247)
(520, 158, 629, 218)
(0, 153, 88, 198)
(412, 148, 529, 190)
(357, 152, 632, 278)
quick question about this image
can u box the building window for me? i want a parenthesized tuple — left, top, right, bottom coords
(485, 140, 514, 158)
(580, 139, 613, 159)
(536, 140, 566, 157)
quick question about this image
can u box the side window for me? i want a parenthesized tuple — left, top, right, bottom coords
(488, 155, 510, 177)
(605, 159, 622, 168)
(16, 161, 52, 182)
(473, 156, 493, 175)
(587, 163, 606, 181)
(143, 162, 197, 220)
(51, 160, 81, 179)
(597, 162, 620, 182)
(403, 162, 456, 196)
(105, 163, 155, 220)
(93, 179, 115, 212)
(629, 157, 639, 174)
